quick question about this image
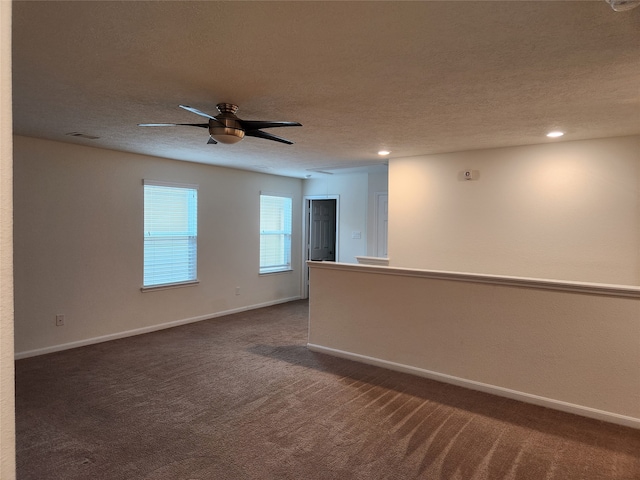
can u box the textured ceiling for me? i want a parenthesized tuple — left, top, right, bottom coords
(12, 1, 640, 178)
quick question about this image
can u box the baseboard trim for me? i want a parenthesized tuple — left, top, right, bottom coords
(306, 343, 640, 430)
(15, 297, 301, 360)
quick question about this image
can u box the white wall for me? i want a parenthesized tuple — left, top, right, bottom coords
(303, 173, 369, 263)
(1, 2, 16, 478)
(389, 136, 640, 285)
(13, 136, 303, 356)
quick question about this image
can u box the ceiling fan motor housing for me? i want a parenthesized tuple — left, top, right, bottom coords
(209, 104, 245, 144)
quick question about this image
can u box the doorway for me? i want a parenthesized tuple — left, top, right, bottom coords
(309, 199, 336, 261)
(303, 196, 338, 298)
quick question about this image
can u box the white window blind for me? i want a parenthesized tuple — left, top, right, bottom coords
(143, 181, 198, 288)
(260, 194, 292, 274)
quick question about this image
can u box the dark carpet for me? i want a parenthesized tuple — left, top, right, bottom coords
(15, 300, 640, 479)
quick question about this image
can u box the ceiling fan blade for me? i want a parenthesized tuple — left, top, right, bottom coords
(240, 120, 302, 130)
(207, 136, 218, 145)
(245, 129, 295, 145)
(179, 105, 217, 120)
(138, 123, 209, 128)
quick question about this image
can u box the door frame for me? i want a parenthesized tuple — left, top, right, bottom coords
(302, 195, 340, 299)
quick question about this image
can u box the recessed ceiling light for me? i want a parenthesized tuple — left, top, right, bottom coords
(378, 150, 391, 156)
(546, 131, 564, 138)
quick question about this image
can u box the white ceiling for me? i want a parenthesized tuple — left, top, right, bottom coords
(12, 1, 640, 178)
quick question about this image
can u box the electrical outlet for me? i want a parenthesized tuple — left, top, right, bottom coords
(235, 287, 241, 296)
(55, 314, 65, 326)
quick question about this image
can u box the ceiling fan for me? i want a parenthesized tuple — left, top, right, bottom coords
(139, 103, 302, 145)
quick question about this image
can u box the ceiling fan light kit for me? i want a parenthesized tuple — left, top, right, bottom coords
(139, 103, 301, 146)
(208, 103, 245, 144)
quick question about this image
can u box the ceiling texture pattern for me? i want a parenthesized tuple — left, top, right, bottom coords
(12, 1, 640, 178)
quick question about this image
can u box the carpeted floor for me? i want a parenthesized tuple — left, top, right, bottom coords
(15, 300, 640, 479)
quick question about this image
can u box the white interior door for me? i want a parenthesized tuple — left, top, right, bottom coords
(376, 193, 388, 258)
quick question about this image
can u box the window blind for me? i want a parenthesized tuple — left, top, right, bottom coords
(260, 194, 292, 274)
(143, 181, 198, 288)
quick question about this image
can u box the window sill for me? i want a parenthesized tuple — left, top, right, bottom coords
(259, 269, 293, 276)
(141, 280, 199, 292)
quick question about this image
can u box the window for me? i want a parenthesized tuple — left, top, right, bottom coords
(143, 180, 198, 288)
(260, 194, 292, 274)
